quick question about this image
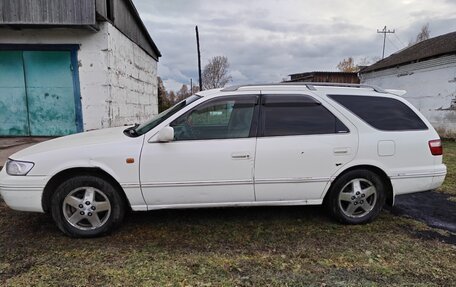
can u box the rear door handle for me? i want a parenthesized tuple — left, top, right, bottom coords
(333, 148, 349, 155)
(231, 152, 251, 159)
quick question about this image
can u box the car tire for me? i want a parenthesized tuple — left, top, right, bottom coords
(51, 175, 125, 238)
(326, 170, 386, 224)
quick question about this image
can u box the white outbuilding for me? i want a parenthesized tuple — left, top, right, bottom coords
(360, 31, 456, 137)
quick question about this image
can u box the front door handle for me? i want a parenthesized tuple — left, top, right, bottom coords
(231, 152, 251, 159)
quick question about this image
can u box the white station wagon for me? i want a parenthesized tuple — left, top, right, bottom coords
(0, 83, 446, 237)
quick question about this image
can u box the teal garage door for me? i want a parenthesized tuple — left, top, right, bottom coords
(0, 50, 80, 136)
(0, 51, 29, 136)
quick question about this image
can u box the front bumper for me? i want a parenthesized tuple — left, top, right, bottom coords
(0, 168, 47, 213)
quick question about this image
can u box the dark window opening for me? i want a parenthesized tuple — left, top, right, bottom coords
(328, 94, 428, 131)
(261, 95, 349, 137)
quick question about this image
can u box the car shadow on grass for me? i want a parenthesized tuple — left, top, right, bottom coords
(391, 191, 456, 245)
(391, 191, 456, 232)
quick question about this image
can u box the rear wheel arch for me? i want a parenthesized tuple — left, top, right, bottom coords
(42, 167, 131, 213)
(324, 165, 394, 206)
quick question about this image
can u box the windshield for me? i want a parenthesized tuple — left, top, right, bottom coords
(128, 95, 201, 137)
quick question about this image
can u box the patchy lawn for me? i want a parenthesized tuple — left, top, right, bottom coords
(440, 140, 456, 196)
(1, 143, 456, 286)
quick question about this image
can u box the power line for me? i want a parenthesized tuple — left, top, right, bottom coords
(394, 33, 407, 48)
(377, 26, 395, 59)
(386, 36, 399, 52)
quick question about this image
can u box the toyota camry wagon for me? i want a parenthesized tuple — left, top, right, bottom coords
(0, 83, 446, 237)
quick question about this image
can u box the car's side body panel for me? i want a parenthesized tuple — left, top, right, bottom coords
(140, 137, 257, 206)
(254, 133, 357, 201)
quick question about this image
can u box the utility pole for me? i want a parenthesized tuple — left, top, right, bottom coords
(190, 78, 193, 94)
(195, 26, 203, 91)
(377, 26, 395, 59)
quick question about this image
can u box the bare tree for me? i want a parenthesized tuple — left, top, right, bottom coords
(168, 91, 176, 105)
(202, 56, 232, 90)
(157, 77, 172, 112)
(191, 85, 200, 94)
(337, 57, 359, 72)
(176, 84, 191, 102)
(409, 23, 430, 46)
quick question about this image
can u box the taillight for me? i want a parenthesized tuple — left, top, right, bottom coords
(428, 139, 443, 156)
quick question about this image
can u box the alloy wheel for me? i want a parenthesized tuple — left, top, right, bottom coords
(62, 187, 111, 231)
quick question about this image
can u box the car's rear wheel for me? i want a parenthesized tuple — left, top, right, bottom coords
(327, 170, 386, 224)
(51, 175, 125, 237)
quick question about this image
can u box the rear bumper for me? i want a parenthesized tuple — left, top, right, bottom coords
(390, 165, 446, 197)
(0, 169, 47, 213)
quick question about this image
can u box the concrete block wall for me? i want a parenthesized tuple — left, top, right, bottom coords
(105, 23, 158, 128)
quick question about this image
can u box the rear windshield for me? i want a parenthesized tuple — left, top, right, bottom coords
(328, 95, 428, 131)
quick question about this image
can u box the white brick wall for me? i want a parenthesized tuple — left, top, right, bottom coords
(105, 23, 158, 128)
(0, 22, 158, 132)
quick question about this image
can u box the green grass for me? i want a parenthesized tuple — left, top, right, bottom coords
(440, 140, 456, 196)
(1, 142, 456, 286)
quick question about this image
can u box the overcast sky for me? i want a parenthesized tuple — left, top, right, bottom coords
(132, 0, 456, 92)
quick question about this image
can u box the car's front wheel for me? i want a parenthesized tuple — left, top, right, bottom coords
(51, 175, 125, 237)
(326, 170, 386, 224)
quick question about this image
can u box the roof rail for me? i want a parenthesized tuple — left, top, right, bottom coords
(221, 82, 387, 93)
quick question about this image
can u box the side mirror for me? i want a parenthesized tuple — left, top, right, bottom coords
(157, 126, 174, 142)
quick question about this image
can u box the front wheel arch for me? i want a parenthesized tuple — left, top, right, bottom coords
(324, 165, 394, 207)
(42, 167, 131, 213)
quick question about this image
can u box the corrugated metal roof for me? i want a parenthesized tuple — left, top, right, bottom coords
(361, 31, 456, 73)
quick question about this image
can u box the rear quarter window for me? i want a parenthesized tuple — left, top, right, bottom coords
(328, 95, 428, 131)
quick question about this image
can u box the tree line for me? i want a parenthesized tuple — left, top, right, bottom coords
(158, 55, 232, 112)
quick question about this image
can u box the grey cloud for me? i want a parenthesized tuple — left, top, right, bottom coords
(133, 0, 455, 91)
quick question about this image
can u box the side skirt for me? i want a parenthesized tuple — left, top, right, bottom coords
(130, 199, 324, 211)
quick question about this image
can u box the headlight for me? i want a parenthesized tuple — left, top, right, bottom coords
(5, 159, 35, 176)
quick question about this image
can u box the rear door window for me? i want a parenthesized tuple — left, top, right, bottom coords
(328, 95, 428, 131)
(260, 95, 349, 136)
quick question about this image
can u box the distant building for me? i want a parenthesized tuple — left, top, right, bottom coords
(286, 71, 360, 84)
(360, 31, 456, 137)
(0, 0, 161, 136)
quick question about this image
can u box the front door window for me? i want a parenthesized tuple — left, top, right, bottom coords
(170, 96, 257, 140)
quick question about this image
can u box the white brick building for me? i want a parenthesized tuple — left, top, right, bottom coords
(0, 0, 161, 136)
